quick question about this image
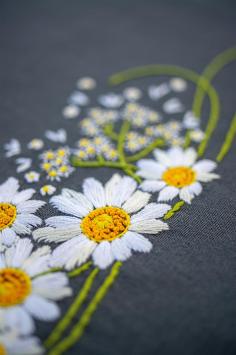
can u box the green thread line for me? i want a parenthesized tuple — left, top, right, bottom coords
(45, 267, 99, 349)
(126, 138, 165, 162)
(163, 201, 185, 220)
(193, 47, 236, 117)
(109, 64, 219, 158)
(216, 113, 236, 162)
(48, 262, 122, 355)
(68, 261, 92, 277)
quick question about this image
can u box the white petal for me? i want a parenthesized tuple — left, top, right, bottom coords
(158, 186, 179, 202)
(122, 231, 152, 252)
(83, 177, 106, 208)
(193, 159, 217, 173)
(16, 214, 42, 228)
(24, 295, 60, 321)
(92, 241, 114, 269)
(183, 148, 197, 166)
(104, 174, 122, 205)
(168, 147, 185, 166)
(23, 255, 50, 277)
(189, 182, 203, 196)
(111, 238, 131, 261)
(51, 236, 96, 270)
(32, 272, 72, 300)
(122, 190, 150, 213)
(153, 149, 172, 166)
(6, 239, 33, 268)
(197, 172, 220, 182)
(0, 228, 17, 246)
(140, 180, 166, 193)
(130, 219, 169, 234)
(45, 216, 81, 228)
(0, 177, 19, 202)
(131, 203, 171, 223)
(11, 221, 31, 235)
(61, 188, 93, 213)
(137, 159, 165, 179)
(110, 176, 137, 207)
(16, 200, 45, 214)
(6, 306, 34, 335)
(6, 336, 43, 355)
(33, 226, 82, 243)
(11, 189, 35, 204)
(179, 186, 193, 204)
(50, 195, 87, 218)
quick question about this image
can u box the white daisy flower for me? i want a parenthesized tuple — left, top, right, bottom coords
(33, 174, 170, 270)
(98, 93, 124, 108)
(15, 158, 32, 173)
(45, 129, 67, 143)
(40, 185, 56, 196)
(0, 177, 45, 248)
(24, 171, 40, 183)
(123, 87, 142, 101)
(0, 330, 43, 355)
(169, 77, 187, 92)
(138, 147, 220, 204)
(69, 91, 89, 106)
(0, 238, 72, 335)
(163, 98, 184, 114)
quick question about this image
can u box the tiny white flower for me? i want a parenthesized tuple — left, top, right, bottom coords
(98, 93, 124, 108)
(189, 129, 205, 142)
(163, 98, 184, 114)
(24, 171, 40, 183)
(4, 139, 21, 158)
(0, 177, 45, 248)
(138, 147, 220, 204)
(45, 129, 67, 143)
(62, 105, 80, 119)
(0, 330, 43, 355)
(77, 77, 96, 90)
(40, 185, 56, 196)
(123, 87, 142, 101)
(69, 91, 89, 106)
(33, 174, 170, 270)
(169, 78, 187, 92)
(148, 83, 170, 100)
(183, 111, 200, 129)
(0, 239, 72, 335)
(27, 139, 44, 151)
(16, 158, 32, 173)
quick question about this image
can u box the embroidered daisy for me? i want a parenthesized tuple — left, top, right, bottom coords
(33, 174, 170, 269)
(0, 238, 72, 335)
(24, 171, 40, 183)
(0, 330, 43, 355)
(40, 185, 56, 196)
(138, 147, 219, 204)
(0, 178, 45, 247)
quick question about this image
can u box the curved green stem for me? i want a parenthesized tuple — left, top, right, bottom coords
(126, 138, 165, 162)
(216, 113, 236, 162)
(117, 120, 130, 164)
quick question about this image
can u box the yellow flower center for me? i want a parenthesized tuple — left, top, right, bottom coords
(0, 344, 6, 355)
(0, 268, 32, 307)
(81, 207, 130, 242)
(0, 203, 17, 231)
(162, 166, 196, 188)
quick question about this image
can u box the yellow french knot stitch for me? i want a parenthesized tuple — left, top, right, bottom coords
(0, 268, 32, 307)
(162, 166, 196, 188)
(81, 206, 130, 242)
(0, 344, 6, 355)
(0, 203, 17, 231)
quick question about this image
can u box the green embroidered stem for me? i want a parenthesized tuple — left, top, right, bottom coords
(193, 47, 236, 117)
(126, 138, 165, 162)
(68, 262, 92, 277)
(48, 262, 122, 355)
(216, 113, 236, 162)
(117, 120, 130, 164)
(103, 123, 119, 141)
(45, 268, 99, 349)
(109, 64, 220, 158)
(163, 201, 185, 220)
(32, 267, 62, 279)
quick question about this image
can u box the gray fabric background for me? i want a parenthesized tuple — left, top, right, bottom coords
(0, 1, 236, 354)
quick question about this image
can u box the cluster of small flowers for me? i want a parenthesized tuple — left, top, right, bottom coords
(80, 108, 119, 137)
(122, 103, 160, 128)
(74, 136, 118, 161)
(40, 147, 74, 181)
(125, 131, 152, 153)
